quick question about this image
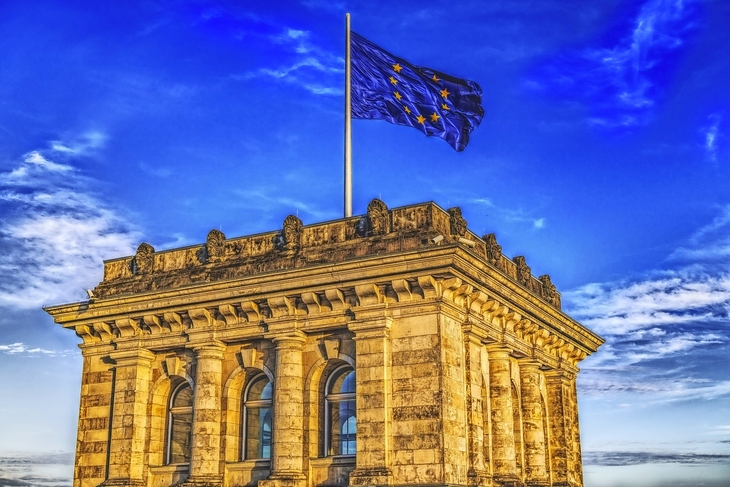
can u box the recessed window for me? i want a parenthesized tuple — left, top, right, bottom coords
(243, 375, 272, 460)
(167, 381, 193, 465)
(325, 366, 356, 456)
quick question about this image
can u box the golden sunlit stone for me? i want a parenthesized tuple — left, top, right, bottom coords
(46, 200, 603, 487)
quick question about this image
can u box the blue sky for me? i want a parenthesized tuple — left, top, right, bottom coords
(1, 0, 729, 485)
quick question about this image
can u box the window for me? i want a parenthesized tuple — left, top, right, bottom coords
(325, 366, 356, 456)
(167, 381, 193, 464)
(243, 375, 272, 460)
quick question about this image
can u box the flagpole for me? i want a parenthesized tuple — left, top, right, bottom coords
(344, 13, 352, 218)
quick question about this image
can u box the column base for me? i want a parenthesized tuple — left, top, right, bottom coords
(175, 474, 223, 487)
(99, 479, 145, 487)
(492, 475, 523, 487)
(348, 467, 393, 486)
(259, 472, 307, 487)
(467, 468, 491, 486)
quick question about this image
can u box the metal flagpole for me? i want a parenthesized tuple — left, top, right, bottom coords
(344, 13, 352, 217)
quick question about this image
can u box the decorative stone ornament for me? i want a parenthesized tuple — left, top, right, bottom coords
(448, 207, 467, 237)
(514, 255, 531, 286)
(539, 274, 560, 308)
(483, 233, 502, 266)
(367, 198, 390, 235)
(281, 215, 303, 251)
(133, 243, 155, 275)
(205, 229, 226, 263)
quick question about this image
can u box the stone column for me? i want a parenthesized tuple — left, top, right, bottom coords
(261, 331, 307, 487)
(486, 345, 519, 486)
(568, 374, 583, 487)
(519, 360, 549, 487)
(347, 318, 393, 487)
(101, 348, 155, 487)
(545, 369, 580, 487)
(463, 333, 489, 485)
(184, 341, 226, 487)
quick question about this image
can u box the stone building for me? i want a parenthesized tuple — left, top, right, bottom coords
(45, 200, 603, 487)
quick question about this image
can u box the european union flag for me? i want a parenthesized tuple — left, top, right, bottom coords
(350, 31, 483, 152)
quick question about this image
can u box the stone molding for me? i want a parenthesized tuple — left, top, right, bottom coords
(58, 271, 595, 368)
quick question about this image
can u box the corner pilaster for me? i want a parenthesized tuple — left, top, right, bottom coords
(100, 348, 155, 487)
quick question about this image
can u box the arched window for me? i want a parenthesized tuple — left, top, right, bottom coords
(325, 365, 356, 456)
(167, 381, 193, 465)
(243, 375, 272, 460)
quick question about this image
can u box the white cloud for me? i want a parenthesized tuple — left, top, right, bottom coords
(567, 204, 730, 403)
(0, 342, 74, 357)
(567, 274, 730, 335)
(530, 0, 697, 128)
(49, 131, 106, 156)
(467, 196, 547, 231)
(0, 134, 140, 310)
(232, 27, 342, 96)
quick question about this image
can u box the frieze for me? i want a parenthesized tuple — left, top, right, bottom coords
(68, 273, 590, 367)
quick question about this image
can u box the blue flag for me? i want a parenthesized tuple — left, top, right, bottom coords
(350, 31, 483, 152)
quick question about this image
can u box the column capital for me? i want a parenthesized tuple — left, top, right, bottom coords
(267, 330, 307, 349)
(347, 316, 392, 339)
(518, 358, 543, 370)
(544, 368, 576, 381)
(108, 348, 155, 367)
(485, 343, 512, 360)
(192, 340, 227, 359)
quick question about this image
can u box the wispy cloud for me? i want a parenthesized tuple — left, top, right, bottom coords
(703, 113, 722, 162)
(0, 135, 140, 309)
(0, 343, 75, 357)
(566, 204, 730, 404)
(528, 0, 698, 129)
(232, 187, 339, 222)
(583, 450, 730, 466)
(232, 27, 342, 96)
(468, 197, 547, 230)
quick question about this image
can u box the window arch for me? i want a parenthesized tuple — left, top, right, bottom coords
(243, 374, 273, 460)
(325, 365, 356, 456)
(167, 381, 193, 465)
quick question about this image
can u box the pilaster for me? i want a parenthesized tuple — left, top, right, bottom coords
(518, 360, 549, 487)
(181, 341, 226, 487)
(259, 331, 307, 487)
(463, 331, 490, 486)
(544, 369, 581, 487)
(100, 348, 155, 487)
(347, 317, 393, 487)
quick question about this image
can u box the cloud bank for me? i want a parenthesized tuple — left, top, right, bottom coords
(0, 133, 140, 310)
(564, 204, 730, 404)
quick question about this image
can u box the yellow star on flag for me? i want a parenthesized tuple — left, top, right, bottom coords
(430, 112, 440, 122)
(389, 76, 398, 85)
(440, 88, 450, 99)
(393, 63, 402, 73)
(416, 114, 426, 125)
(404, 106, 411, 114)
(441, 103, 450, 110)
(432, 74, 439, 82)
(394, 91, 402, 100)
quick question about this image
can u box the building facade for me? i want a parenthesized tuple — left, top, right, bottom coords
(45, 200, 603, 487)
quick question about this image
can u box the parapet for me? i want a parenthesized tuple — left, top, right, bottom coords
(95, 199, 562, 309)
